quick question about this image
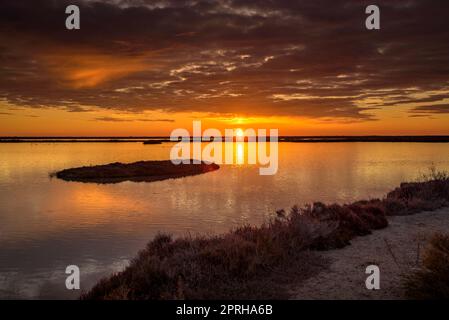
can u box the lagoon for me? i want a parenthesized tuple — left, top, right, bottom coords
(1, 142, 449, 299)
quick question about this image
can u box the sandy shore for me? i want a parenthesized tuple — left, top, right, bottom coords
(292, 207, 449, 299)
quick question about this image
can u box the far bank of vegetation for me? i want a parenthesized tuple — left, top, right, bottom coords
(82, 169, 449, 300)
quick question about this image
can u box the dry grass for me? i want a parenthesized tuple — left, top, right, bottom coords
(384, 167, 449, 215)
(404, 233, 449, 299)
(81, 199, 389, 299)
(82, 169, 449, 300)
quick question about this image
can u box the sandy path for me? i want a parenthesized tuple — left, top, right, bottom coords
(292, 208, 449, 299)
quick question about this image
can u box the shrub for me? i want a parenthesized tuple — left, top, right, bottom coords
(384, 168, 449, 215)
(404, 233, 449, 299)
(82, 171, 449, 300)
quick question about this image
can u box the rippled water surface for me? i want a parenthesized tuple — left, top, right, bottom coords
(1, 142, 449, 298)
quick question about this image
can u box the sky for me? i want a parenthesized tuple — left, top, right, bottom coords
(1, 0, 449, 136)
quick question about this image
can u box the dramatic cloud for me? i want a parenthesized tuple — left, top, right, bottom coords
(411, 104, 449, 114)
(94, 116, 174, 122)
(1, 0, 449, 121)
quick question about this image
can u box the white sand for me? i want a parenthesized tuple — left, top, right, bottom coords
(292, 208, 449, 299)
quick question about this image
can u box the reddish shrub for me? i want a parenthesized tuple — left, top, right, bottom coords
(83, 176, 449, 300)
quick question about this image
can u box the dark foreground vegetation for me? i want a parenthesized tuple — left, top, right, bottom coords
(404, 233, 449, 299)
(82, 169, 449, 299)
(55, 160, 219, 184)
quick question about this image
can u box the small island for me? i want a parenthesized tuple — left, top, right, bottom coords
(54, 160, 219, 184)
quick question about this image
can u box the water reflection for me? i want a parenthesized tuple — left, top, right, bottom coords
(236, 142, 244, 165)
(1, 142, 449, 298)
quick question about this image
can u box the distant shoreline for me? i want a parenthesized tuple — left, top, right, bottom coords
(3, 136, 449, 143)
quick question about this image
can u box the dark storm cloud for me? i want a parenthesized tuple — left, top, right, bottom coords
(0, 0, 449, 120)
(411, 104, 449, 114)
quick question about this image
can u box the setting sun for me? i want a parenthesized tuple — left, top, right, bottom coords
(235, 128, 244, 138)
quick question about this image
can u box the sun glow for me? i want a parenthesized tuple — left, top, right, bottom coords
(235, 128, 244, 138)
(42, 51, 148, 88)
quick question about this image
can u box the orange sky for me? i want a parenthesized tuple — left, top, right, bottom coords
(2, 102, 449, 136)
(1, 0, 449, 136)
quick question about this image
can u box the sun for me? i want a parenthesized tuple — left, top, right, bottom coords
(235, 128, 244, 138)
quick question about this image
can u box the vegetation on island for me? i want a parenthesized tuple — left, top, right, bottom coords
(55, 160, 219, 184)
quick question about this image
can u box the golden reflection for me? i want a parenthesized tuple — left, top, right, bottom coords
(236, 142, 244, 165)
(42, 183, 150, 226)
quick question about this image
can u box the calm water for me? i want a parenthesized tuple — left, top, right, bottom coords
(1, 142, 449, 299)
